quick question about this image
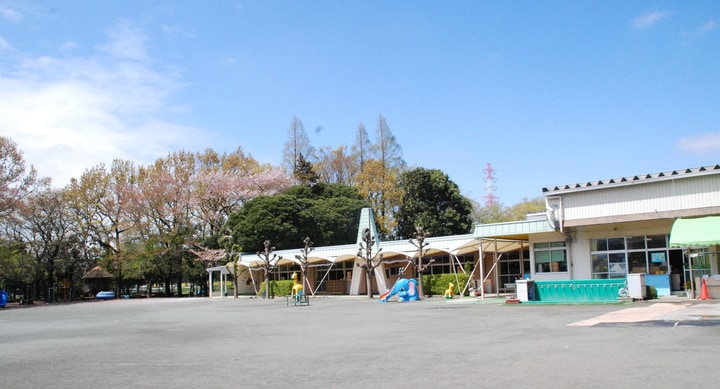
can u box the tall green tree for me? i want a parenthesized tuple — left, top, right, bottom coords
(293, 152, 319, 186)
(396, 167, 473, 239)
(469, 197, 545, 224)
(226, 183, 369, 251)
(505, 197, 546, 220)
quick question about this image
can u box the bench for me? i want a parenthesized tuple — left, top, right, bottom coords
(286, 294, 310, 306)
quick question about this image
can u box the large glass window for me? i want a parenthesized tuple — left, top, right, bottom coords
(534, 242, 568, 273)
(591, 235, 670, 279)
(499, 249, 530, 287)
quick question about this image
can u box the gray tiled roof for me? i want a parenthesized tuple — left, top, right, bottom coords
(542, 164, 720, 195)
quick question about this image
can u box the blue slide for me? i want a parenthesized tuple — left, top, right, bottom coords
(379, 278, 419, 302)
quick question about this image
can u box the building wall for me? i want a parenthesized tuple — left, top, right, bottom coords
(556, 174, 720, 226)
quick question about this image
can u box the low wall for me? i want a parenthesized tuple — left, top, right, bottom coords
(533, 279, 626, 303)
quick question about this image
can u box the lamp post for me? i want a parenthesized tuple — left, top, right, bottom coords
(357, 228, 384, 299)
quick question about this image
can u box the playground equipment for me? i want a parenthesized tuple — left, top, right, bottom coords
(379, 278, 419, 302)
(291, 272, 304, 301)
(444, 283, 454, 299)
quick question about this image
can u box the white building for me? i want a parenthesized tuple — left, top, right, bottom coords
(209, 165, 720, 299)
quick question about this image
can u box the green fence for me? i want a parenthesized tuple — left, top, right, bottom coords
(532, 279, 626, 303)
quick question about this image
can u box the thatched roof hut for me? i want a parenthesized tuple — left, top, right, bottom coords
(82, 266, 114, 296)
(82, 266, 114, 279)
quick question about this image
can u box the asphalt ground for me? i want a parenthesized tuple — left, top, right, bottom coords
(1, 296, 719, 389)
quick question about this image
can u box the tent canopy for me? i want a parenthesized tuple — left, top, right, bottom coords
(669, 216, 720, 247)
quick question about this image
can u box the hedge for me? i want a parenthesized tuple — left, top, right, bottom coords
(257, 280, 294, 297)
(422, 273, 470, 296)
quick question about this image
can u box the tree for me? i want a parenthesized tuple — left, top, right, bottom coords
(470, 199, 507, 224)
(282, 116, 315, 175)
(257, 240, 279, 299)
(396, 168, 473, 239)
(407, 227, 434, 299)
(226, 183, 369, 251)
(351, 123, 371, 174)
(356, 227, 384, 299)
(505, 197, 546, 221)
(293, 237, 314, 294)
(314, 145, 359, 185)
(17, 188, 79, 302)
(131, 151, 197, 296)
(226, 194, 303, 252)
(293, 153, 318, 186)
(66, 159, 137, 296)
(354, 115, 406, 239)
(372, 114, 405, 172)
(469, 197, 546, 224)
(0, 237, 35, 299)
(194, 147, 292, 238)
(354, 160, 402, 239)
(0, 136, 49, 220)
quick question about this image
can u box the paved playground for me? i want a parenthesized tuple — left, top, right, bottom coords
(1, 296, 718, 388)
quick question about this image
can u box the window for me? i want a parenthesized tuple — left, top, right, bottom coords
(499, 249, 530, 286)
(590, 238, 626, 279)
(534, 242, 568, 273)
(591, 235, 670, 279)
(276, 264, 301, 281)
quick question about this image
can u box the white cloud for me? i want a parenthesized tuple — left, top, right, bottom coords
(0, 20, 206, 187)
(60, 41, 78, 52)
(700, 20, 717, 33)
(97, 19, 149, 61)
(0, 6, 22, 22)
(0, 36, 11, 50)
(633, 11, 670, 29)
(677, 133, 720, 154)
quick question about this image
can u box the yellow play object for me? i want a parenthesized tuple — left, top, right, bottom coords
(291, 272, 303, 300)
(444, 282, 454, 299)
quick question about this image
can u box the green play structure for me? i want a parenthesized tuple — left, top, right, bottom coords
(529, 279, 626, 303)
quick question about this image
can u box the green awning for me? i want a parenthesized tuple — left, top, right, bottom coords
(669, 216, 720, 247)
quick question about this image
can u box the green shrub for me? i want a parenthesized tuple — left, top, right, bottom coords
(257, 280, 293, 297)
(646, 285, 657, 300)
(422, 273, 470, 296)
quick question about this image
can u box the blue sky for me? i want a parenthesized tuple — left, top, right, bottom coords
(1, 1, 718, 206)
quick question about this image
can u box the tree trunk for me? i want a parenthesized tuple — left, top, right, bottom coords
(265, 275, 270, 299)
(417, 271, 425, 300)
(365, 269, 373, 299)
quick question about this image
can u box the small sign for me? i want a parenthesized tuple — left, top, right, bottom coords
(651, 252, 666, 263)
